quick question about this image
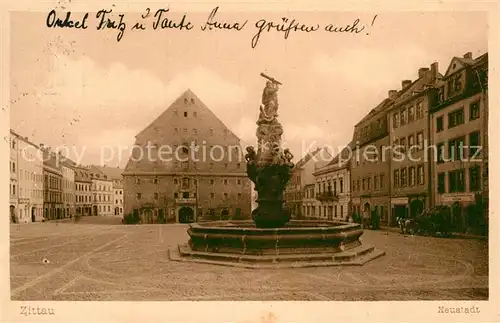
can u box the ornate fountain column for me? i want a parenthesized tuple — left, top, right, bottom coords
(245, 73, 294, 228)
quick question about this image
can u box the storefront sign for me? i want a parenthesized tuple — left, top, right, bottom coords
(391, 197, 408, 205)
(351, 198, 361, 205)
(18, 198, 30, 204)
(441, 193, 474, 203)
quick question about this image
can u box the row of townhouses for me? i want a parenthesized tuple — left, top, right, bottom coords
(8, 130, 124, 223)
(285, 51, 488, 228)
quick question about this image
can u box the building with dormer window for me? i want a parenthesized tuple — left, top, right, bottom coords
(122, 90, 251, 223)
(430, 52, 488, 229)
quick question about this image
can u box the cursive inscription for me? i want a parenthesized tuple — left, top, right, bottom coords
(96, 9, 126, 41)
(252, 17, 320, 48)
(46, 10, 89, 29)
(153, 8, 194, 31)
(201, 7, 248, 31)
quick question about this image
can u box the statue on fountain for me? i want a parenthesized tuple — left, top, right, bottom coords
(246, 73, 294, 228)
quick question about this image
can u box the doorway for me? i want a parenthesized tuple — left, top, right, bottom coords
(31, 207, 36, 222)
(179, 207, 194, 223)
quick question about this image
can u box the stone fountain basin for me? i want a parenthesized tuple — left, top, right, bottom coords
(169, 220, 385, 268)
(187, 220, 363, 255)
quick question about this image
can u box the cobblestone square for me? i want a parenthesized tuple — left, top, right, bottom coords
(10, 217, 488, 301)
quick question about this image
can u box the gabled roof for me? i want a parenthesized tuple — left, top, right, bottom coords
(294, 147, 322, 169)
(443, 53, 488, 78)
(92, 165, 124, 180)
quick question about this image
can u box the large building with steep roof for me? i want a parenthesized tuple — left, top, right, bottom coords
(122, 89, 251, 223)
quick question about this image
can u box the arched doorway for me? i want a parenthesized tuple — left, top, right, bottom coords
(178, 207, 194, 223)
(221, 208, 230, 220)
(31, 207, 36, 222)
(410, 199, 424, 218)
(10, 205, 16, 223)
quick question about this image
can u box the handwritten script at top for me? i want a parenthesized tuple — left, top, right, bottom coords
(45, 7, 378, 47)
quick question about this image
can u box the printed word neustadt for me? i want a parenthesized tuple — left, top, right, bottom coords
(44, 7, 378, 47)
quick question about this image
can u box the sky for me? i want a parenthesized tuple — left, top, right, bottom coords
(10, 9, 488, 167)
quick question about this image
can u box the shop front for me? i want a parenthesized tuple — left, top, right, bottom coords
(390, 197, 408, 226)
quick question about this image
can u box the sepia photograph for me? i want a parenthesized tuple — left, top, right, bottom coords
(2, 1, 498, 321)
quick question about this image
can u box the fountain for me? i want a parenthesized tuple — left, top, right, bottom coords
(169, 74, 385, 268)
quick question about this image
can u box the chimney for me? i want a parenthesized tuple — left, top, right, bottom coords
(388, 90, 398, 100)
(463, 52, 472, 59)
(430, 62, 439, 79)
(418, 67, 430, 79)
(401, 80, 412, 90)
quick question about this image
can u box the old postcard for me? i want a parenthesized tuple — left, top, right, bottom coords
(1, 0, 498, 322)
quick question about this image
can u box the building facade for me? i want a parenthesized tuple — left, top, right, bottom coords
(43, 150, 63, 220)
(350, 96, 394, 226)
(123, 90, 251, 223)
(9, 132, 19, 223)
(284, 147, 331, 219)
(75, 167, 93, 216)
(313, 147, 351, 221)
(61, 158, 76, 218)
(93, 166, 124, 217)
(430, 52, 488, 229)
(87, 166, 113, 216)
(388, 63, 440, 225)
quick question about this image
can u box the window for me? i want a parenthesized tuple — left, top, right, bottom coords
(400, 168, 407, 187)
(362, 179, 366, 190)
(136, 178, 140, 185)
(409, 167, 416, 186)
(174, 192, 178, 198)
(209, 163, 213, 170)
(470, 101, 480, 120)
(448, 137, 465, 161)
(380, 174, 384, 188)
(436, 116, 443, 132)
(400, 109, 407, 126)
(449, 169, 465, 192)
(374, 175, 378, 190)
(174, 179, 178, 184)
(12, 162, 15, 172)
(448, 108, 465, 128)
(224, 163, 228, 169)
(238, 193, 242, 199)
(183, 111, 188, 117)
(236, 163, 241, 169)
(408, 106, 415, 123)
(210, 129, 214, 136)
(469, 166, 481, 191)
(182, 177, 190, 189)
(408, 135, 415, 149)
(181, 161, 188, 169)
(224, 193, 228, 199)
(237, 179, 241, 185)
(224, 179, 228, 185)
(223, 129, 228, 136)
(210, 193, 214, 199)
(154, 193, 158, 199)
(183, 128, 187, 133)
(210, 179, 214, 185)
(340, 179, 343, 193)
(417, 165, 424, 185)
(469, 131, 480, 158)
(394, 170, 399, 188)
(182, 192, 189, 198)
(400, 137, 406, 152)
(193, 111, 198, 117)
(393, 113, 399, 128)
(437, 143, 445, 163)
(174, 128, 178, 133)
(352, 180, 356, 192)
(193, 128, 197, 135)
(154, 178, 158, 184)
(416, 132, 424, 149)
(136, 193, 142, 199)
(416, 102, 423, 119)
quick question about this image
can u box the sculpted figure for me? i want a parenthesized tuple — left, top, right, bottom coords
(283, 148, 294, 167)
(258, 81, 280, 123)
(245, 146, 257, 164)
